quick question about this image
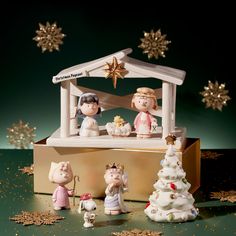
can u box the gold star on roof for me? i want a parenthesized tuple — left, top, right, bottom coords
(139, 29, 171, 60)
(7, 120, 36, 149)
(104, 57, 128, 88)
(33, 22, 66, 53)
(200, 81, 231, 111)
(10, 211, 64, 226)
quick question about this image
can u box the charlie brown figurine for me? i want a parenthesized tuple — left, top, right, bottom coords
(131, 87, 158, 138)
(104, 163, 128, 215)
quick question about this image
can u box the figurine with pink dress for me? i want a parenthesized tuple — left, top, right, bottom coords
(131, 87, 158, 138)
(48, 161, 74, 210)
(104, 163, 128, 215)
(77, 93, 101, 137)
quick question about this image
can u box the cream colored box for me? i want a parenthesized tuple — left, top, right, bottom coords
(33, 138, 200, 201)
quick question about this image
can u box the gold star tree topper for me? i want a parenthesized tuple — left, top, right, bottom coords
(104, 57, 128, 88)
(200, 81, 231, 111)
(7, 120, 36, 149)
(139, 29, 171, 60)
(33, 22, 66, 53)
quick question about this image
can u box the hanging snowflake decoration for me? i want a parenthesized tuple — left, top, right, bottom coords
(104, 57, 128, 88)
(200, 81, 231, 111)
(7, 120, 36, 149)
(33, 22, 66, 53)
(10, 211, 64, 226)
(138, 29, 171, 60)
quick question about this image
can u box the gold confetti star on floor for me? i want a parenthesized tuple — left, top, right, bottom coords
(104, 57, 128, 88)
(10, 211, 64, 226)
(19, 164, 34, 175)
(200, 81, 231, 111)
(138, 29, 171, 60)
(210, 190, 236, 203)
(33, 22, 66, 53)
(112, 229, 162, 236)
(201, 151, 223, 160)
(7, 120, 36, 149)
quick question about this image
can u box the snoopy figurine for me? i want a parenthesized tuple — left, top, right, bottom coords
(78, 193, 97, 228)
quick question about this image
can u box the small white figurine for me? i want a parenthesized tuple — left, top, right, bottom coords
(131, 87, 158, 138)
(78, 193, 97, 228)
(104, 163, 128, 215)
(48, 161, 74, 210)
(77, 93, 101, 137)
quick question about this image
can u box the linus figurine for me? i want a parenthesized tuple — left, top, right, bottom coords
(77, 93, 101, 137)
(104, 163, 128, 215)
(131, 87, 158, 138)
(48, 161, 74, 210)
(78, 193, 97, 228)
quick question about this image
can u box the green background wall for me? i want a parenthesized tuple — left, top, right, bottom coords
(0, 5, 234, 148)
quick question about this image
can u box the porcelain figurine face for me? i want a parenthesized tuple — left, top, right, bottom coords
(80, 102, 99, 116)
(104, 168, 123, 187)
(77, 93, 101, 117)
(133, 95, 155, 112)
(48, 162, 73, 185)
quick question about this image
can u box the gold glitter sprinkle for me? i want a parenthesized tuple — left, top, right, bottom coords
(201, 151, 223, 160)
(10, 211, 64, 226)
(210, 190, 236, 203)
(112, 228, 162, 236)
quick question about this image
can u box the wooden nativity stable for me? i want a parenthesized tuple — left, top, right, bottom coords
(34, 48, 200, 201)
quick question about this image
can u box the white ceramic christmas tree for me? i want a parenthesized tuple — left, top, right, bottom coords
(144, 134, 199, 222)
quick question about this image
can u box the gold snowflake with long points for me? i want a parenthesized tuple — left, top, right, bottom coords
(210, 191, 236, 203)
(112, 229, 162, 236)
(10, 211, 64, 226)
(139, 29, 171, 59)
(19, 164, 34, 175)
(200, 81, 231, 111)
(104, 57, 128, 88)
(33, 22, 66, 53)
(7, 120, 36, 149)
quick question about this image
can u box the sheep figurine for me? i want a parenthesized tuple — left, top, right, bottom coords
(78, 193, 97, 228)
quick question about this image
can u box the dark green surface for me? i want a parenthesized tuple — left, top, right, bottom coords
(0, 149, 235, 236)
(0, 6, 235, 149)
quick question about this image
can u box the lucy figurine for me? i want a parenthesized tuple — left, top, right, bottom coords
(104, 163, 128, 215)
(131, 87, 158, 138)
(77, 92, 101, 137)
(48, 161, 74, 210)
(78, 193, 97, 228)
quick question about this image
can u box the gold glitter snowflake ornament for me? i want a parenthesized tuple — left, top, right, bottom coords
(33, 22, 66, 53)
(10, 211, 64, 226)
(139, 29, 171, 60)
(7, 120, 36, 149)
(104, 57, 128, 88)
(200, 81, 231, 111)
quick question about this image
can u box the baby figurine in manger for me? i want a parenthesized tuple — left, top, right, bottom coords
(131, 87, 158, 138)
(77, 93, 101, 137)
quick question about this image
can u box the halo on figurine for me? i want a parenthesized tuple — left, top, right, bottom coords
(106, 116, 131, 137)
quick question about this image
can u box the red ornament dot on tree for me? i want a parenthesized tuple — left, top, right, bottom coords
(170, 183, 176, 190)
(145, 201, 150, 209)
